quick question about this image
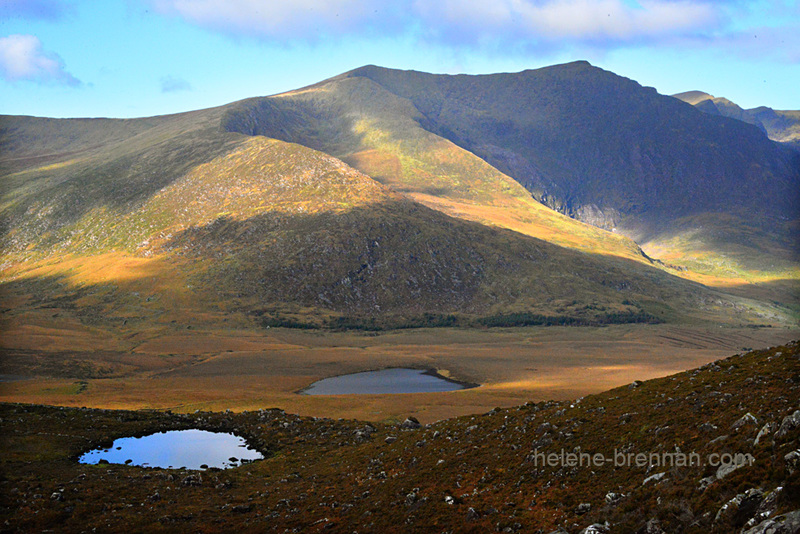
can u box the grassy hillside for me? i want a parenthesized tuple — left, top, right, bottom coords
(217, 64, 800, 303)
(4, 131, 772, 332)
(2, 63, 797, 337)
(2, 341, 798, 533)
(221, 76, 648, 263)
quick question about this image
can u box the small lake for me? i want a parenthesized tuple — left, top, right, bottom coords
(301, 368, 476, 395)
(79, 429, 263, 470)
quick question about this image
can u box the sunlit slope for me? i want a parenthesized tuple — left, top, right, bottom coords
(221, 76, 647, 262)
(0, 107, 247, 255)
(1, 120, 782, 329)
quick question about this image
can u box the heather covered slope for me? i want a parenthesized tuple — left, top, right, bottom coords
(2, 341, 798, 533)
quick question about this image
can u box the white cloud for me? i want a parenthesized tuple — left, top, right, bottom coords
(0, 34, 81, 86)
(147, 0, 797, 61)
(415, 0, 721, 45)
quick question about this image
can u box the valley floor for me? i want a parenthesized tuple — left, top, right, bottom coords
(1, 323, 797, 423)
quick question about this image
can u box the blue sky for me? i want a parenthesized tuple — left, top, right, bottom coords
(0, 0, 797, 118)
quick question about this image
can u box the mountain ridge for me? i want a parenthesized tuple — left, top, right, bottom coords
(1, 62, 798, 335)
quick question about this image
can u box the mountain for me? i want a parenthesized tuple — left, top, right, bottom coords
(221, 62, 800, 300)
(672, 90, 800, 149)
(3, 341, 799, 533)
(0, 62, 797, 339)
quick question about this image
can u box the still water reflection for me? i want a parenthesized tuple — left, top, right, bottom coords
(79, 429, 263, 470)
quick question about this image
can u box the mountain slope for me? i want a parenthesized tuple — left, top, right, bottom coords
(3, 124, 764, 330)
(1, 63, 797, 335)
(341, 62, 799, 229)
(218, 62, 800, 302)
(220, 75, 647, 262)
(672, 90, 800, 148)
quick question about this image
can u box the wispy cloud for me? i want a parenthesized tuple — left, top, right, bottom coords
(0, 34, 81, 86)
(148, 0, 798, 62)
(150, 0, 407, 40)
(0, 0, 71, 21)
(414, 0, 721, 46)
(160, 75, 192, 92)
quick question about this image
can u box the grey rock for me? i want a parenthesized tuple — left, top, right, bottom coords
(716, 453, 755, 480)
(754, 423, 779, 446)
(714, 488, 764, 526)
(698, 476, 716, 491)
(745, 487, 784, 530)
(642, 472, 667, 485)
(775, 410, 800, 439)
(784, 450, 800, 475)
(732, 413, 759, 430)
(605, 492, 625, 505)
(400, 417, 421, 430)
(741, 509, 800, 534)
(181, 474, 202, 487)
(580, 523, 610, 534)
(575, 502, 592, 515)
(698, 422, 719, 433)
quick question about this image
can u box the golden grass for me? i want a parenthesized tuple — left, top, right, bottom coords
(2, 324, 797, 423)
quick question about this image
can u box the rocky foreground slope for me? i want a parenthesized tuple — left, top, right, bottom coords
(1, 341, 799, 533)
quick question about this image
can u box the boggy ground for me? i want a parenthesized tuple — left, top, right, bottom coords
(1, 342, 799, 533)
(2, 324, 798, 423)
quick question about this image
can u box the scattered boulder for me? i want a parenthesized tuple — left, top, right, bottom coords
(181, 474, 202, 487)
(400, 417, 421, 430)
(698, 476, 716, 491)
(732, 413, 759, 430)
(575, 502, 592, 515)
(754, 423, 778, 446)
(716, 453, 755, 480)
(605, 492, 625, 505)
(714, 488, 764, 527)
(230, 504, 252, 513)
(580, 523, 610, 534)
(629, 380, 643, 389)
(698, 422, 719, 433)
(741, 510, 800, 534)
(775, 410, 800, 439)
(784, 450, 800, 475)
(642, 472, 667, 485)
(744, 487, 784, 530)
